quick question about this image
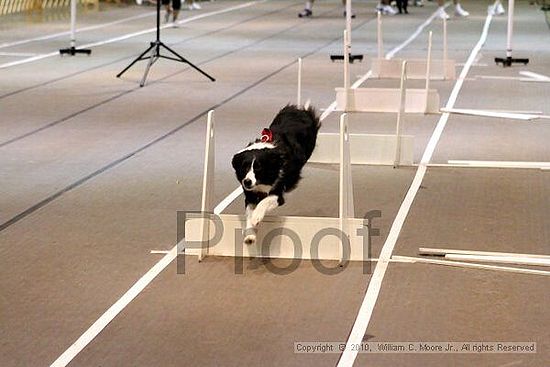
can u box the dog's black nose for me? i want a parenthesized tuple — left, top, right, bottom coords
(243, 178, 253, 188)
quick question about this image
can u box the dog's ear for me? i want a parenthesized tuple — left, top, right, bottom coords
(231, 152, 243, 170)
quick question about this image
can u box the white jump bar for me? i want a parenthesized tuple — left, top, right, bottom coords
(419, 247, 550, 259)
(393, 255, 550, 277)
(445, 254, 550, 267)
(446, 160, 550, 169)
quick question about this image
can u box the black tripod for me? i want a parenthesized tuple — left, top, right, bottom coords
(117, 0, 215, 87)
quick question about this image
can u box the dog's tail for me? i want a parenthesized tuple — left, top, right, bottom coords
(303, 101, 321, 132)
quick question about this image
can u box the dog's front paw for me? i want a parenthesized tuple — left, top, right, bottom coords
(250, 209, 265, 227)
(243, 233, 256, 246)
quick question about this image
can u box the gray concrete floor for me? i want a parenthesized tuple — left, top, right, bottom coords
(0, 0, 549, 366)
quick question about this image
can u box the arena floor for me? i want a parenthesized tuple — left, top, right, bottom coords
(1, 0, 549, 366)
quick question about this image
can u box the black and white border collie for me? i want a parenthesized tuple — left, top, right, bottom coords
(231, 104, 321, 245)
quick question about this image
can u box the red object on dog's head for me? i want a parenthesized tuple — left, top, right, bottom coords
(260, 128, 273, 143)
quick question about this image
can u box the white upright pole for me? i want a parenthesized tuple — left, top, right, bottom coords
(70, 0, 77, 49)
(506, 0, 514, 59)
(442, 17, 449, 80)
(395, 61, 407, 168)
(443, 17, 448, 64)
(377, 11, 383, 59)
(297, 57, 302, 106)
(425, 31, 433, 113)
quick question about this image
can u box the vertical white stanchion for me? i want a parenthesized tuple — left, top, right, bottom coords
(506, 0, 514, 59)
(443, 17, 448, 80)
(70, 0, 76, 49)
(424, 31, 433, 114)
(377, 11, 383, 59)
(343, 30, 350, 111)
(297, 57, 302, 106)
(339, 113, 354, 261)
(394, 61, 407, 168)
(198, 110, 215, 262)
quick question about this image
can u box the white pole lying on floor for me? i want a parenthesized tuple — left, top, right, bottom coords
(419, 247, 550, 259)
(297, 57, 302, 106)
(394, 60, 407, 168)
(377, 11, 383, 59)
(424, 31, 433, 113)
(393, 255, 550, 276)
(445, 254, 550, 267)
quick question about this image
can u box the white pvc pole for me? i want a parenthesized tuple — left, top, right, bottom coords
(443, 17, 448, 63)
(343, 30, 350, 111)
(377, 11, 383, 59)
(425, 31, 433, 113)
(344, 30, 350, 90)
(506, 0, 514, 58)
(394, 61, 407, 168)
(346, 0, 352, 39)
(297, 57, 302, 106)
(70, 0, 77, 48)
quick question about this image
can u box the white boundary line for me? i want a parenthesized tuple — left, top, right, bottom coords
(0, 1, 266, 70)
(337, 6, 497, 367)
(48, 8, 443, 367)
(0, 11, 157, 50)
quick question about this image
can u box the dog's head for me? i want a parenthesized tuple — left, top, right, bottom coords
(232, 144, 281, 193)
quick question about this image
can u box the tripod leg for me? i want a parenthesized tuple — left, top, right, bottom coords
(117, 43, 155, 78)
(160, 43, 216, 82)
(140, 47, 158, 87)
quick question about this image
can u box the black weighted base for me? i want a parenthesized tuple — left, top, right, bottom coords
(59, 47, 91, 56)
(495, 56, 529, 67)
(330, 53, 364, 63)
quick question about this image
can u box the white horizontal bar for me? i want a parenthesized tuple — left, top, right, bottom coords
(419, 247, 550, 259)
(441, 107, 539, 120)
(519, 71, 550, 81)
(476, 75, 523, 81)
(445, 254, 550, 267)
(392, 255, 550, 277)
(447, 160, 550, 169)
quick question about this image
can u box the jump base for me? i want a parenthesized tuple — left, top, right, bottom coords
(185, 214, 369, 261)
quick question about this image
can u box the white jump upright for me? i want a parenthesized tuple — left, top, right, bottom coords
(297, 58, 303, 106)
(184, 111, 370, 262)
(372, 15, 455, 80)
(313, 60, 414, 166)
(197, 110, 216, 261)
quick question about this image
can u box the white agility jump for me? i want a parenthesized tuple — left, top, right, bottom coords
(184, 111, 372, 262)
(313, 60, 414, 166)
(372, 12, 456, 80)
(335, 28, 440, 114)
